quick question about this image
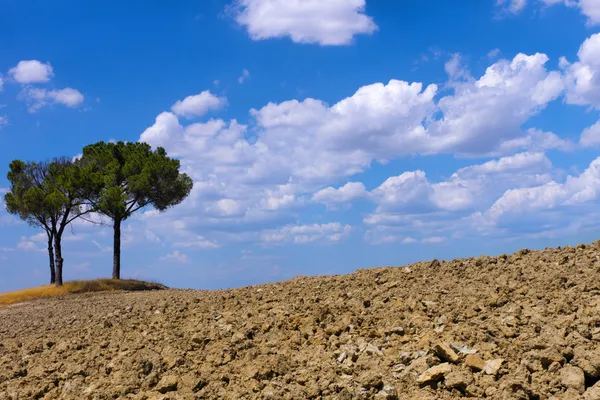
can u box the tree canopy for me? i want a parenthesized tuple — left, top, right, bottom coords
(78, 141, 193, 279)
(5, 158, 87, 285)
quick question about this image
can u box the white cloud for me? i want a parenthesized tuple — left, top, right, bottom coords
(578, 0, 600, 24)
(498, 0, 600, 25)
(92, 240, 111, 253)
(369, 152, 552, 215)
(580, 120, 600, 147)
(422, 236, 446, 243)
(135, 46, 576, 249)
(231, 0, 377, 45)
(8, 60, 54, 83)
(562, 33, 600, 109)
(21, 87, 84, 112)
(0, 76, 3, 91)
(238, 69, 250, 84)
(497, 0, 528, 14)
(488, 48, 502, 59)
(173, 236, 220, 249)
(480, 156, 600, 224)
(261, 222, 352, 245)
(0, 116, 7, 129)
(429, 53, 564, 157)
(402, 237, 417, 244)
(312, 182, 367, 205)
(491, 128, 574, 156)
(145, 230, 161, 243)
(362, 152, 557, 244)
(171, 91, 227, 119)
(50, 88, 84, 107)
(16, 236, 45, 252)
(445, 53, 471, 81)
(160, 250, 189, 263)
(30, 232, 47, 243)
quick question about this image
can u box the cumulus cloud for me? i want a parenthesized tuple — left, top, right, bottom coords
(173, 236, 221, 249)
(8, 60, 54, 83)
(135, 44, 581, 249)
(580, 120, 600, 147)
(362, 152, 557, 244)
(422, 236, 446, 243)
(562, 33, 600, 109)
(369, 152, 553, 215)
(497, 0, 600, 25)
(171, 91, 227, 119)
(260, 223, 352, 245)
(16, 236, 45, 252)
(160, 250, 189, 263)
(21, 87, 84, 112)
(231, 0, 377, 45)
(482, 157, 600, 221)
(312, 182, 367, 205)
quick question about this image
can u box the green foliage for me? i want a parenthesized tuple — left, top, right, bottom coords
(79, 141, 193, 222)
(5, 160, 54, 230)
(5, 158, 88, 286)
(5, 158, 85, 230)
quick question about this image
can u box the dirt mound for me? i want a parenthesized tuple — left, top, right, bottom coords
(2, 242, 600, 399)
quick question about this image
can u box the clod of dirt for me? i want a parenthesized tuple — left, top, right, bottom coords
(3, 241, 600, 399)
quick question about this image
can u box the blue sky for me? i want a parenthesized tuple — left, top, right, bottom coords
(1, 0, 600, 292)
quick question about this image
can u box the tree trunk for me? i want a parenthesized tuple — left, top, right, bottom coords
(47, 231, 56, 285)
(113, 218, 121, 279)
(54, 233, 63, 286)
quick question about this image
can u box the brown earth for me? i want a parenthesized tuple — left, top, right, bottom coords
(2, 242, 600, 399)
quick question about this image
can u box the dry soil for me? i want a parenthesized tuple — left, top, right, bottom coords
(2, 242, 600, 399)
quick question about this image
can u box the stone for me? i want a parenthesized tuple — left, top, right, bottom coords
(416, 363, 453, 384)
(445, 369, 474, 392)
(583, 381, 600, 400)
(573, 349, 600, 378)
(484, 358, 504, 375)
(464, 354, 486, 371)
(560, 366, 586, 394)
(434, 343, 460, 363)
(156, 375, 178, 393)
(358, 371, 383, 389)
(374, 385, 398, 400)
(386, 327, 405, 336)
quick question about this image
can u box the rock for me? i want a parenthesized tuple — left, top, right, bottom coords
(484, 358, 504, 375)
(358, 371, 383, 389)
(374, 385, 398, 400)
(156, 375, 178, 393)
(548, 361, 562, 373)
(417, 363, 453, 385)
(584, 381, 600, 400)
(434, 343, 460, 363)
(560, 366, 586, 394)
(386, 327, 405, 336)
(451, 343, 477, 355)
(464, 354, 486, 371)
(573, 349, 600, 378)
(445, 369, 474, 392)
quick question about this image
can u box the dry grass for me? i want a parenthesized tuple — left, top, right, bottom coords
(0, 279, 167, 306)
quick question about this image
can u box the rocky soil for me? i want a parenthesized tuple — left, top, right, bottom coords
(3, 242, 600, 399)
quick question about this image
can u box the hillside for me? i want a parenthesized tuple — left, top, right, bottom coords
(2, 242, 600, 399)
